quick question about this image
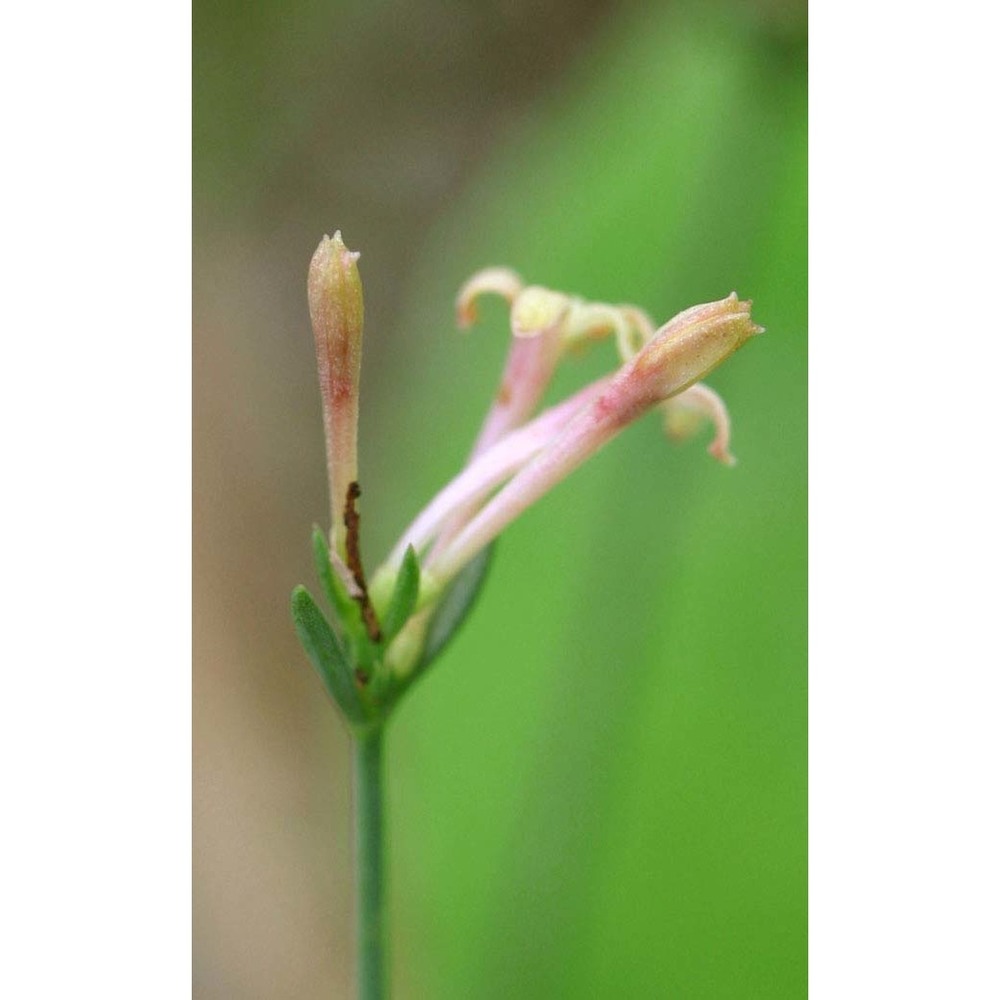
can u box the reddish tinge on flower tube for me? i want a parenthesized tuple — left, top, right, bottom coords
(454, 271, 650, 459)
(431, 271, 653, 564)
(424, 293, 761, 585)
(302, 233, 762, 679)
(457, 271, 561, 458)
(308, 232, 364, 559)
(431, 273, 576, 562)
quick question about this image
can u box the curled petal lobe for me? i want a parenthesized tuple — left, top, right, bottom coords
(560, 301, 631, 353)
(661, 382, 736, 466)
(615, 305, 656, 359)
(456, 267, 524, 328)
(427, 293, 760, 583)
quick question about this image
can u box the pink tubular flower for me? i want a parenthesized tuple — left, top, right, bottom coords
(454, 269, 651, 457)
(431, 270, 654, 561)
(456, 269, 557, 457)
(380, 375, 614, 574)
(293, 243, 764, 1000)
(421, 293, 761, 588)
(301, 234, 760, 678)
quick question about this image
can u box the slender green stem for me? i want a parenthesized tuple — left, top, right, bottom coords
(353, 726, 387, 999)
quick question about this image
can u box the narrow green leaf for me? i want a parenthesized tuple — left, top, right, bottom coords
(420, 544, 495, 668)
(312, 526, 358, 628)
(291, 585, 365, 724)
(379, 546, 421, 646)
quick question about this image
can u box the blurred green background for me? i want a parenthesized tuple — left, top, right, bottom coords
(194, 1, 806, 997)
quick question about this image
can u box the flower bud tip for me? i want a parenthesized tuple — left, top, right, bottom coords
(319, 230, 360, 264)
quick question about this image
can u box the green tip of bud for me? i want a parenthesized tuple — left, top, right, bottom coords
(455, 267, 524, 328)
(308, 232, 364, 341)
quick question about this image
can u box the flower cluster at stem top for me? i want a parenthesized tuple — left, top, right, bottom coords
(303, 231, 762, 706)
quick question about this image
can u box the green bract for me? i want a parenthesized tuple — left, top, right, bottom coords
(293, 531, 494, 728)
(294, 234, 756, 728)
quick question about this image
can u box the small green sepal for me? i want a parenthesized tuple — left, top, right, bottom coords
(420, 543, 494, 669)
(291, 585, 366, 725)
(311, 526, 357, 627)
(379, 546, 421, 646)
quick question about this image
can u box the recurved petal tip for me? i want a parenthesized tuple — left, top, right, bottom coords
(709, 441, 738, 467)
(456, 267, 524, 328)
(661, 382, 736, 467)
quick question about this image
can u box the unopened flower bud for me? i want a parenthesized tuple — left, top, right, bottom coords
(308, 231, 364, 557)
(631, 293, 762, 404)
